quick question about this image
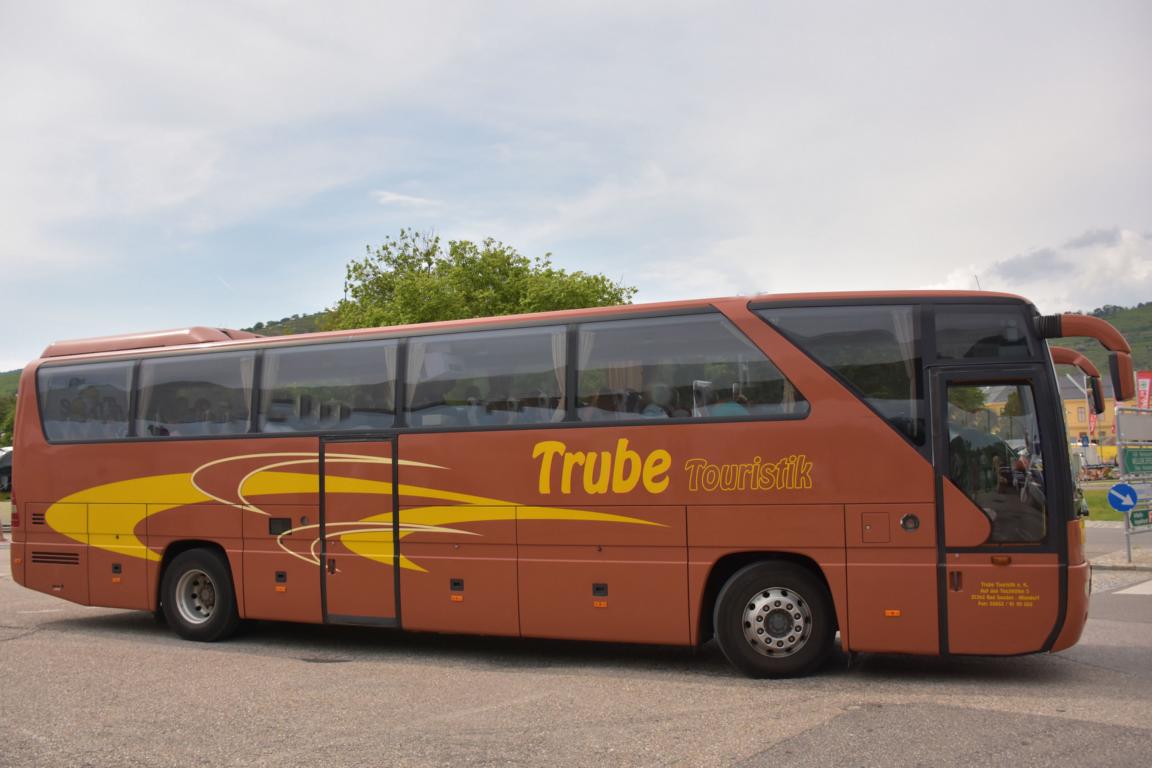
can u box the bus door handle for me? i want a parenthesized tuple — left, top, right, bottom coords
(948, 571, 963, 592)
(327, 558, 337, 575)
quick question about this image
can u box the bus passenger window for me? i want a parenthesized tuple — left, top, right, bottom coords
(136, 352, 256, 438)
(259, 341, 397, 433)
(38, 361, 133, 442)
(577, 314, 805, 422)
(406, 326, 565, 428)
(946, 383, 1047, 543)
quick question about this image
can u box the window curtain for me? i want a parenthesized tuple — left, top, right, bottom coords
(238, 354, 256, 425)
(406, 340, 427, 412)
(260, 350, 284, 428)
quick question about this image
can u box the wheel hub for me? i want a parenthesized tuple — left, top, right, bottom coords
(741, 587, 812, 657)
(175, 569, 217, 625)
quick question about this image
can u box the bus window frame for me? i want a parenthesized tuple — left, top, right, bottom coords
(32, 305, 811, 446)
(752, 299, 1049, 462)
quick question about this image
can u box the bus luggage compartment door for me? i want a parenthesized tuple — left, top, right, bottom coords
(321, 437, 399, 626)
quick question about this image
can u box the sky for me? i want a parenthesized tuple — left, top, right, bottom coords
(1, 1, 1149, 371)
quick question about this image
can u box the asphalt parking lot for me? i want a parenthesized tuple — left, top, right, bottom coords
(2, 530, 1151, 767)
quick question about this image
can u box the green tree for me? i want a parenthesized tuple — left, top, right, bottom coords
(1002, 390, 1024, 418)
(948, 386, 986, 413)
(328, 230, 636, 329)
(0, 395, 14, 445)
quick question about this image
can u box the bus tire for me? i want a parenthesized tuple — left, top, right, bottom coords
(713, 562, 834, 678)
(160, 548, 240, 642)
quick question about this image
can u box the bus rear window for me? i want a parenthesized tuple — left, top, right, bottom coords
(760, 305, 925, 445)
(38, 361, 133, 442)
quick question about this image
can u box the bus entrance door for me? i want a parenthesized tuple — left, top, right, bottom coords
(320, 436, 399, 626)
(934, 370, 1061, 655)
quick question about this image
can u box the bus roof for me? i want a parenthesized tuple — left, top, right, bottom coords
(41, 327, 264, 359)
(37, 290, 1030, 362)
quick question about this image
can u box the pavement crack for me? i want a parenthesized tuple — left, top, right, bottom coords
(0, 627, 41, 643)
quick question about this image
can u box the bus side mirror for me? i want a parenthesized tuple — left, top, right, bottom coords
(1109, 351, 1136, 401)
(1088, 377, 1105, 415)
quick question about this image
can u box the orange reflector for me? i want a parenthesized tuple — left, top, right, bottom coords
(13, 558, 21, 566)
(275, 585, 287, 593)
(111, 577, 122, 584)
(884, 609, 902, 617)
(450, 594, 464, 602)
(593, 601, 608, 609)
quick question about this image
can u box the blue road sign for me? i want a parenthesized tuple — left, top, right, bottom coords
(1108, 482, 1139, 512)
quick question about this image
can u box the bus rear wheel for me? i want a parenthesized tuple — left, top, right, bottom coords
(714, 562, 834, 678)
(161, 549, 240, 642)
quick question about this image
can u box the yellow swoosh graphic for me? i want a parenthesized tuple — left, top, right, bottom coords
(45, 452, 661, 570)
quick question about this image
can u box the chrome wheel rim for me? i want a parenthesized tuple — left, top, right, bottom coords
(174, 569, 217, 625)
(742, 587, 812, 657)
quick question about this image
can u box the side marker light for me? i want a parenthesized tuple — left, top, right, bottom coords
(884, 609, 902, 617)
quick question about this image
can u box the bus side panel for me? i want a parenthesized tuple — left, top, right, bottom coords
(686, 504, 846, 647)
(844, 503, 938, 654)
(87, 503, 149, 610)
(518, 506, 688, 644)
(241, 506, 321, 623)
(400, 515, 518, 636)
(146, 504, 246, 617)
(23, 502, 90, 606)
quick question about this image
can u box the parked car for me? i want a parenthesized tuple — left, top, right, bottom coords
(0, 448, 11, 492)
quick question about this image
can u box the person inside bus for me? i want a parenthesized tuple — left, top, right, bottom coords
(461, 385, 485, 425)
(708, 381, 748, 416)
(641, 382, 673, 418)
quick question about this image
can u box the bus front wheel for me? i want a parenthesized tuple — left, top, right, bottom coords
(714, 562, 834, 678)
(160, 548, 240, 642)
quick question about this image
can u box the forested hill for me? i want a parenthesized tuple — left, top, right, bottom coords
(242, 311, 329, 336)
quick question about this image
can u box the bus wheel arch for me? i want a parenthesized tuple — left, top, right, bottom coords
(703, 554, 837, 678)
(157, 543, 241, 642)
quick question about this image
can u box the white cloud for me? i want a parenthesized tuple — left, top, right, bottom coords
(929, 229, 1152, 314)
(0, 1, 1148, 367)
(372, 191, 440, 207)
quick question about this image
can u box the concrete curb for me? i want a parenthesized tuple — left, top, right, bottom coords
(1093, 563, 1152, 572)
